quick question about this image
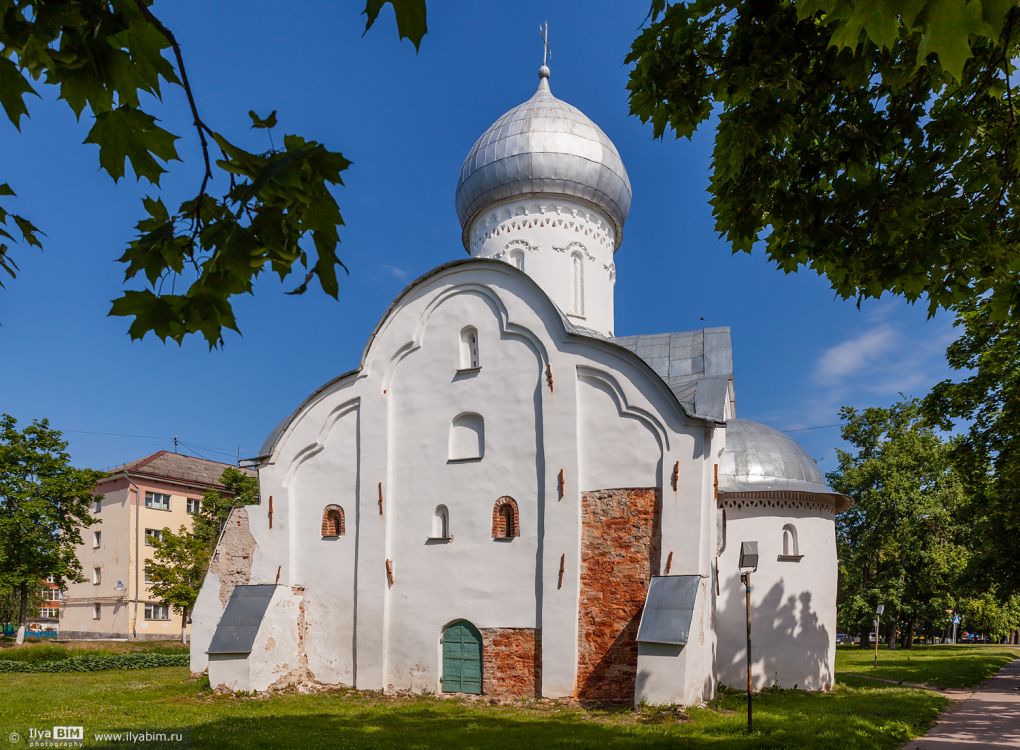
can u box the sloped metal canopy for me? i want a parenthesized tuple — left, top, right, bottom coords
(207, 584, 276, 655)
(636, 575, 700, 646)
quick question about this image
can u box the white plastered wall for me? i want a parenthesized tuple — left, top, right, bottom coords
(195, 261, 716, 704)
(715, 501, 838, 691)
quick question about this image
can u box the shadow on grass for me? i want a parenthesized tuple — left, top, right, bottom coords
(84, 684, 947, 750)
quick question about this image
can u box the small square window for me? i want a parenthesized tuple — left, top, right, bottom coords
(92, 567, 101, 585)
(144, 563, 155, 585)
(144, 528, 163, 546)
(93, 499, 102, 513)
(186, 498, 201, 515)
(144, 603, 169, 621)
(144, 492, 171, 511)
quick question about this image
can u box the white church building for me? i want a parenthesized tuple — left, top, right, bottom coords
(190, 64, 851, 705)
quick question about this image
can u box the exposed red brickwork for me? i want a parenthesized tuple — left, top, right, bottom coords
(320, 505, 345, 537)
(575, 487, 661, 703)
(491, 496, 520, 538)
(480, 627, 541, 697)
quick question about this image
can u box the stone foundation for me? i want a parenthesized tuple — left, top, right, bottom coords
(480, 627, 541, 698)
(575, 487, 660, 702)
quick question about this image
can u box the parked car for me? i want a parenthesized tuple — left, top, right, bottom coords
(836, 632, 850, 644)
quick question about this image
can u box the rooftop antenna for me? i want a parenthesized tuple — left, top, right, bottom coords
(538, 20, 551, 79)
(172, 435, 178, 454)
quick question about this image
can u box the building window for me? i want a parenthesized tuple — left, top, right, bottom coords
(92, 603, 101, 620)
(93, 530, 102, 549)
(570, 252, 584, 316)
(39, 607, 58, 619)
(144, 492, 171, 511)
(92, 567, 101, 585)
(144, 528, 164, 546)
(186, 498, 201, 514)
(779, 523, 803, 561)
(48, 589, 62, 602)
(459, 326, 480, 370)
(491, 496, 520, 539)
(431, 505, 450, 540)
(144, 563, 155, 584)
(320, 505, 345, 538)
(45, 576, 55, 584)
(448, 413, 484, 461)
(93, 499, 102, 513)
(509, 248, 525, 270)
(144, 603, 170, 621)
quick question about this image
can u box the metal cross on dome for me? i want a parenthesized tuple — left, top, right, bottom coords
(539, 21, 551, 67)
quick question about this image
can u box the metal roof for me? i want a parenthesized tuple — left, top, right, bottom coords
(103, 450, 254, 489)
(636, 575, 701, 646)
(206, 584, 277, 655)
(455, 69, 632, 250)
(718, 419, 852, 510)
(611, 328, 734, 421)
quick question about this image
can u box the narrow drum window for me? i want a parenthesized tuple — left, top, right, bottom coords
(449, 413, 484, 461)
(433, 505, 450, 539)
(509, 248, 525, 270)
(780, 523, 802, 560)
(570, 253, 584, 315)
(321, 505, 345, 538)
(459, 326, 480, 370)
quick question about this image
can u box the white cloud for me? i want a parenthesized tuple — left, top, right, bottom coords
(378, 264, 411, 282)
(814, 324, 898, 385)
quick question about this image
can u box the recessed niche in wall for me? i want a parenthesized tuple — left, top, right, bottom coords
(458, 326, 481, 371)
(448, 412, 484, 462)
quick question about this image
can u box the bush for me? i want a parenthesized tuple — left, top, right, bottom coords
(0, 651, 188, 672)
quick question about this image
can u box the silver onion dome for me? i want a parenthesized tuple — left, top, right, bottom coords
(455, 67, 632, 250)
(719, 420, 848, 506)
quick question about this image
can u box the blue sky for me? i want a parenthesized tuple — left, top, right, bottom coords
(0, 0, 956, 473)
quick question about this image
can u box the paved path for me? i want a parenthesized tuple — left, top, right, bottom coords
(905, 658, 1020, 749)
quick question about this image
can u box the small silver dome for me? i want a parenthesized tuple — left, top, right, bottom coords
(455, 70, 632, 250)
(720, 419, 842, 499)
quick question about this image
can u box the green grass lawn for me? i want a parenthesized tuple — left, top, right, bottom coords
(0, 645, 1013, 749)
(836, 644, 1020, 689)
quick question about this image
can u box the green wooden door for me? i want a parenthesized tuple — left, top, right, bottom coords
(442, 621, 482, 694)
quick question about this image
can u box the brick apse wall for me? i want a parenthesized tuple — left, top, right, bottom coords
(480, 627, 541, 697)
(575, 488, 661, 702)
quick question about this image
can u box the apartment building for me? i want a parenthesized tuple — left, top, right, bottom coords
(61, 450, 253, 639)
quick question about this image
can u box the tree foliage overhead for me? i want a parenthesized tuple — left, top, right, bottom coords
(627, 0, 1020, 318)
(0, 0, 427, 347)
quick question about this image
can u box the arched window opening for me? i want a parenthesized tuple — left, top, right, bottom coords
(491, 496, 520, 539)
(509, 248, 525, 271)
(432, 505, 450, 539)
(459, 326, 480, 370)
(570, 253, 584, 316)
(321, 505, 346, 538)
(780, 523, 802, 560)
(449, 413, 484, 461)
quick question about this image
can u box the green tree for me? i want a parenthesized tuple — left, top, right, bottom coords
(147, 525, 209, 643)
(0, 414, 102, 644)
(627, 1, 1020, 319)
(0, 0, 427, 346)
(147, 466, 257, 642)
(829, 399, 972, 648)
(925, 294, 1020, 594)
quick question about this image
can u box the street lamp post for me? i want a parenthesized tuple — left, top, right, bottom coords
(874, 604, 884, 667)
(738, 541, 759, 734)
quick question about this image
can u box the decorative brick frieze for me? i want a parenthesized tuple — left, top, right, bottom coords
(575, 487, 661, 703)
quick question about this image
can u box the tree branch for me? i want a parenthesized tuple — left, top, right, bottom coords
(132, 0, 213, 234)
